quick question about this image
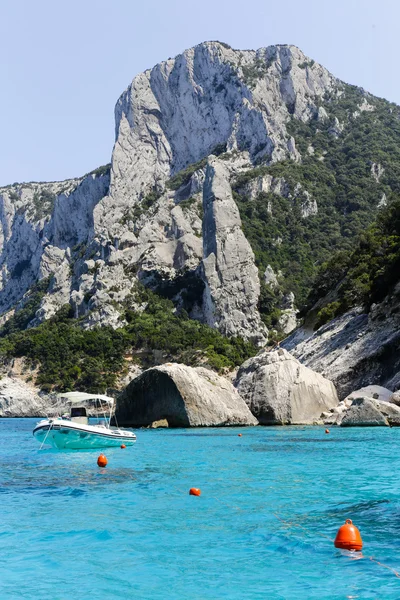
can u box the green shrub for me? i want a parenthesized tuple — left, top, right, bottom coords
(166, 158, 208, 191)
(86, 164, 111, 178)
(0, 286, 256, 392)
(314, 301, 341, 330)
(308, 195, 400, 318)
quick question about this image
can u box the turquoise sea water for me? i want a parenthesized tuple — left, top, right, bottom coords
(1, 420, 400, 599)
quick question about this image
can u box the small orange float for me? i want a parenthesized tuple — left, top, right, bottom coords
(238, 434, 242, 437)
(189, 488, 201, 496)
(334, 519, 363, 551)
(325, 429, 330, 434)
(121, 444, 126, 449)
(97, 453, 108, 468)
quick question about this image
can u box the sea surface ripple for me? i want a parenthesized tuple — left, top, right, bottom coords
(1, 419, 400, 599)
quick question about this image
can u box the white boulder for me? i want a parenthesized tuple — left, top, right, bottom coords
(235, 348, 338, 424)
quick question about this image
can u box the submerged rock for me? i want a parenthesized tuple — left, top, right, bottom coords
(235, 348, 338, 425)
(115, 363, 258, 427)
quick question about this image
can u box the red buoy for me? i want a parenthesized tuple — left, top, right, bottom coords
(189, 488, 201, 496)
(97, 453, 108, 468)
(121, 444, 126, 449)
(334, 519, 363, 551)
(238, 434, 242, 437)
(325, 429, 330, 434)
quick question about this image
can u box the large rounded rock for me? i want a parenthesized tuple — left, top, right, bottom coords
(115, 363, 258, 427)
(235, 348, 338, 425)
(340, 397, 389, 427)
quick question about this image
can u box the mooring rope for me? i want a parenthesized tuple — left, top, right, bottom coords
(39, 420, 54, 450)
(272, 512, 400, 578)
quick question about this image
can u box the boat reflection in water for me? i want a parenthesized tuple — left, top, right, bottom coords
(33, 392, 136, 449)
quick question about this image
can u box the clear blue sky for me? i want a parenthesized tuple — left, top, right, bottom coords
(0, 0, 398, 186)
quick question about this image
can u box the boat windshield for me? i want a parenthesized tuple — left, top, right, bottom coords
(71, 407, 87, 418)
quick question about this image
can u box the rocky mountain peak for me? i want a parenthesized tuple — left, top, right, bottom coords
(110, 41, 337, 211)
(0, 39, 396, 351)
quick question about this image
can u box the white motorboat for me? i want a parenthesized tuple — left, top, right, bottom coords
(33, 392, 136, 449)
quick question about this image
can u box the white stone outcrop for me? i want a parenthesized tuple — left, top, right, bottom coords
(371, 163, 385, 183)
(237, 175, 318, 219)
(323, 387, 400, 426)
(278, 292, 298, 334)
(201, 157, 267, 345)
(344, 385, 393, 403)
(0, 377, 63, 417)
(115, 363, 258, 427)
(284, 284, 400, 399)
(235, 348, 338, 424)
(264, 265, 280, 290)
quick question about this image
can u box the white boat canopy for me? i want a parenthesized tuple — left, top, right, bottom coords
(56, 392, 115, 405)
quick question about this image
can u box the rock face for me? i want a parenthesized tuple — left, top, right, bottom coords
(201, 157, 267, 344)
(235, 348, 338, 424)
(0, 377, 62, 417)
(340, 398, 388, 427)
(0, 172, 110, 320)
(115, 363, 258, 427)
(111, 42, 336, 207)
(0, 41, 340, 335)
(284, 285, 400, 398)
(278, 292, 298, 335)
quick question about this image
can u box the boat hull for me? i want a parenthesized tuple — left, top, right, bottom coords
(33, 420, 136, 449)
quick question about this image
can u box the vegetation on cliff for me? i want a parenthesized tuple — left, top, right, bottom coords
(234, 84, 400, 314)
(308, 194, 400, 327)
(0, 285, 255, 393)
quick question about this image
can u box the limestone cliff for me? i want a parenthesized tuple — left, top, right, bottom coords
(0, 41, 373, 342)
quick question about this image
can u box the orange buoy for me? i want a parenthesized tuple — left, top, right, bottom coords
(325, 429, 330, 434)
(238, 433, 242, 437)
(97, 453, 108, 468)
(334, 519, 363, 551)
(189, 488, 201, 496)
(121, 444, 126, 449)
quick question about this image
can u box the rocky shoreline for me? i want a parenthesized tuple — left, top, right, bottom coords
(4, 348, 400, 428)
